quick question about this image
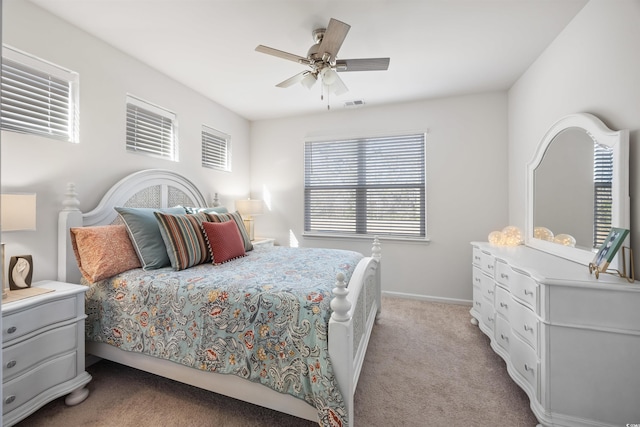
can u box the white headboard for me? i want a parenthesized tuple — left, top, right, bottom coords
(58, 169, 208, 284)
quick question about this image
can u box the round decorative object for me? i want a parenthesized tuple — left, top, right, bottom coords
(488, 231, 505, 245)
(554, 234, 576, 247)
(534, 227, 554, 241)
(502, 226, 523, 246)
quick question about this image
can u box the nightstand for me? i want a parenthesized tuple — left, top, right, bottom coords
(2, 280, 91, 426)
(252, 237, 275, 248)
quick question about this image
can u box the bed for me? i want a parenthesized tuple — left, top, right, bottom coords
(57, 169, 381, 427)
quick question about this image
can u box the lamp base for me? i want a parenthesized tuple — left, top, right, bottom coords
(243, 218, 255, 241)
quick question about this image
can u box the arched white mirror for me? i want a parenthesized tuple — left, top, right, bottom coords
(525, 113, 630, 267)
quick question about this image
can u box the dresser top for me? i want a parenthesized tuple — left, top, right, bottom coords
(472, 242, 639, 290)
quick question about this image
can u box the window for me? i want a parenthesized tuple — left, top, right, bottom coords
(593, 142, 613, 247)
(1, 45, 79, 142)
(304, 133, 426, 239)
(202, 125, 231, 171)
(126, 94, 177, 161)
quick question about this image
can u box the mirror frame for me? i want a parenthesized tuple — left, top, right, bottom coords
(525, 113, 630, 267)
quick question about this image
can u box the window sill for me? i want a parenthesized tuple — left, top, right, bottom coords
(302, 233, 431, 245)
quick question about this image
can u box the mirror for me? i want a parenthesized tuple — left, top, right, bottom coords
(525, 113, 629, 267)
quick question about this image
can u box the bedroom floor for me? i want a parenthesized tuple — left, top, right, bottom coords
(14, 297, 537, 426)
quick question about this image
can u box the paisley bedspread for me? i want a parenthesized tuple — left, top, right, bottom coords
(85, 246, 363, 427)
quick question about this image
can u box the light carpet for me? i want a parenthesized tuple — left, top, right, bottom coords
(15, 297, 538, 427)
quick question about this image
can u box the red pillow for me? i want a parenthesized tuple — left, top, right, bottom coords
(202, 220, 246, 264)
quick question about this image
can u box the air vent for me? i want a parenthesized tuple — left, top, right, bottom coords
(344, 100, 365, 108)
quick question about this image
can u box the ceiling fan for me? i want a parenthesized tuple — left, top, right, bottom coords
(255, 18, 390, 99)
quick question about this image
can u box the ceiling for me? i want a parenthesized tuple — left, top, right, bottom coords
(27, 0, 588, 121)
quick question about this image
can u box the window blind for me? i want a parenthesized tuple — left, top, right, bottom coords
(126, 95, 177, 161)
(593, 142, 613, 247)
(304, 133, 426, 239)
(1, 46, 79, 142)
(202, 125, 231, 171)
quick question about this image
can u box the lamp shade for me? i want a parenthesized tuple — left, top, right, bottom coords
(1, 193, 37, 231)
(235, 199, 264, 217)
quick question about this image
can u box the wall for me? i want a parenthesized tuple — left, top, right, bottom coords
(1, 1, 252, 283)
(508, 0, 640, 269)
(251, 92, 509, 302)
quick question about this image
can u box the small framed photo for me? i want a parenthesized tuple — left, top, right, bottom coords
(8, 255, 33, 290)
(591, 228, 629, 272)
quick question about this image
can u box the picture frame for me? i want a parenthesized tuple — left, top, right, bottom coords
(591, 228, 629, 272)
(8, 255, 33, 290)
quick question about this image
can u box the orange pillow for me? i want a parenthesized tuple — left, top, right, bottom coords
(202, 220, 246, 264)
(70, 225, 141, 283)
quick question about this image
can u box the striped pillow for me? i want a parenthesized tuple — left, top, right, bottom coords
(154, 212, 210, 270)
(205, 211, 254, 252)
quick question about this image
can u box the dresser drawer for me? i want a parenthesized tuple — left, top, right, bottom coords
(494, 285, 511, 318)
(480, 294, 495, 332)
(3, 297, 76, 343)
(471, 284, 482, 316)
(3, 323, 77, 382)
(3, 351, 76, 415)
(510, 299, 538, 351)
(479, 251, 496, 276)
(473, 267, 495, 302)
(495, 262, 538, 310)
(472, 247, 483, 266)
(494, 315, 511, 353)
(510, 332, 538, 394)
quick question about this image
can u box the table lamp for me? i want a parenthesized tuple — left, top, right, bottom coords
(1, 193, 37, 299)
(235, 199, 263, 241)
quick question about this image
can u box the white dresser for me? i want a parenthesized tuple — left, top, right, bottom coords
(2, 281, 91, 426)
(470, 242, 640, 427)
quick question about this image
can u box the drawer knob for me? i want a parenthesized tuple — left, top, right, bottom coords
(524, 363, 534, 373)
(524, 289, 533, 296)
(487, 316, 494, 323)
(488, 264, 494, 270)
(6, 360, 16, 369)
(500, 333, 509, 341)
(4, 395, 15, 405)
(524, 324, 533, 332)
(475, 277, 481, 283)
(7, 326, 17, 334)
(499, 302, 508, 308)
(475, 301, 481, 307)
(500, 273, 509, 280)
(487, 289, 494, 295)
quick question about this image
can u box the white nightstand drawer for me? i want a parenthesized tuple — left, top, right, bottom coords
(3, 323, 77, 382)
(3, 351, 76, 415)
(3, 297, 76, 343)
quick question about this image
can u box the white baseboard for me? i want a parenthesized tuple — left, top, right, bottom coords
(382, 290, 472, 306)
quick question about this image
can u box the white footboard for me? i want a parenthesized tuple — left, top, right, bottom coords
(329, 237, 382, 427)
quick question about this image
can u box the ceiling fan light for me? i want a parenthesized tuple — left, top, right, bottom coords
(301, 73, 317, 89)
(320, 68, 338, 86)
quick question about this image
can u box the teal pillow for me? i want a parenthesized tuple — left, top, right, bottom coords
(115, 206, 186, 270)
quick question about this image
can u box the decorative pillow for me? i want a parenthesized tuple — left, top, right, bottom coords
(70, 225, 141, 283)
(202, 220, 246, 265)
(154, 212, 210, 270)
(184, 206, 229, 214)
(115, 206, 186, 270)
(205, 211, 253, 252)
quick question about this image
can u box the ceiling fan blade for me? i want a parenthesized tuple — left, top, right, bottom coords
(255, 45, 310, 65)
(318, 18, 350, 59)
(335, 58, 390, 72)
(276, 71, 309, 88)
(328, 73, 349, 96)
